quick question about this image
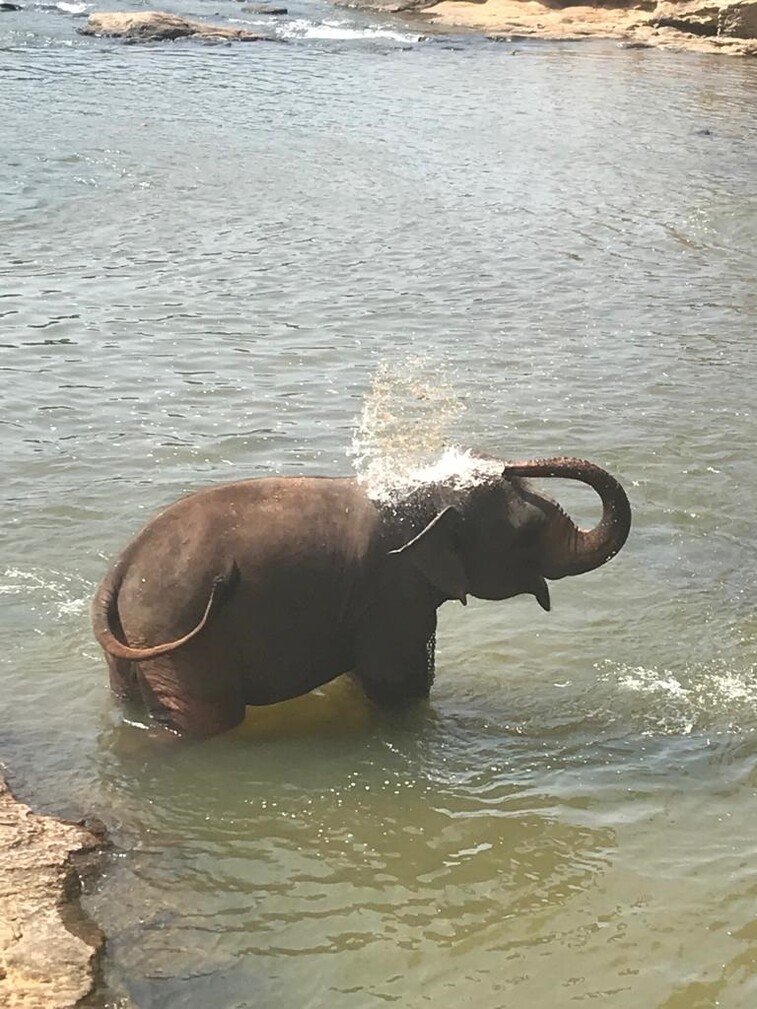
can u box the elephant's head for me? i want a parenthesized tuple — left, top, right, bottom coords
(391, 456, 631, 610)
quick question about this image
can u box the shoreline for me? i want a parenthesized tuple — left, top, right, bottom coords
(0, 773, 107, 1009)
(344, 0, 757, 56)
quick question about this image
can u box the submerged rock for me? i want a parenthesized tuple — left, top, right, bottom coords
(80, 11, 272, 42)
(0, 773, 106, 1009)
(336, 0, 435, 9)
(239, 2, 288, 12)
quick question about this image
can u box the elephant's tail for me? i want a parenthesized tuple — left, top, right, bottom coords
(91, 560, 239, 662)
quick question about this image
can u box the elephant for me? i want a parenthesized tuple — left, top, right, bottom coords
(91, 453, 631, 738)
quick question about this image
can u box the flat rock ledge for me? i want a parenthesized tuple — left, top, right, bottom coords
(0, 773, 106, 1009)
(339, 0, 757, 55)
(80, 11, 271, 42)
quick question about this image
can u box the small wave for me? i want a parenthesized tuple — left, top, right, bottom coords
(1, 567, 90, 621)
(275, 18, 422, 43)
(55, 2, 87, 11)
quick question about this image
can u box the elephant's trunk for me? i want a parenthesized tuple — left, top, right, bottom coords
(504, 457, 631, 579)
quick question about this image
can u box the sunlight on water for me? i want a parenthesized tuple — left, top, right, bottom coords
(231, 676, 373, 741)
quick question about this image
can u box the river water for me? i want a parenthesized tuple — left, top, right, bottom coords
(2, 4, 757, 1006)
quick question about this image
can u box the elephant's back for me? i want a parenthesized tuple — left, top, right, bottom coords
(110, 475, 378, 651)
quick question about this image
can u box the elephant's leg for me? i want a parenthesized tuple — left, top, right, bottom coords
(354, 614, 437, 706)
(106, 653, 141, 704)
(136, 652, 246, 738)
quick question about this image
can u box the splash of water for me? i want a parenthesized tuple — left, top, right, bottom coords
(599, 661, 757, 735)
(349, 360, 501, 504)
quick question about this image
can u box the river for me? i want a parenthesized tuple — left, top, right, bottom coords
(2, 4, 757, 1006)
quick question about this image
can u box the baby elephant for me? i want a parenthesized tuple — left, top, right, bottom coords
(92, 453, 631, 737)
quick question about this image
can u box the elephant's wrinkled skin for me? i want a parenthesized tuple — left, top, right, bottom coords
(92, 455, 631, 737)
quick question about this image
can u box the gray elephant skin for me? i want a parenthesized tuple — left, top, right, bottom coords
(91, 455, 631, 738)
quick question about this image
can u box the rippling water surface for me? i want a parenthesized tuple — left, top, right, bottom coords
(2, 5, 757, 1006)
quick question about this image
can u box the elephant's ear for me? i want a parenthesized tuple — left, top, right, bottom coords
(389, 507, 468, 604)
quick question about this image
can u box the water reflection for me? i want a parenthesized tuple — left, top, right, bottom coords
(96, 689, 617, 1005)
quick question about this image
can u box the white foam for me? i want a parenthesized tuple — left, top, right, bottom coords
(56, 2, 87, 11)
(276, 18, 422, 42)
(616, 667, 690, 700)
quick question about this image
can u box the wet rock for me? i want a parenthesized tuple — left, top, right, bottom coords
(0, 2, 23, 10)
(654, 0, 757, 35)
(650, 0, 721, 33)
(651, 0, 757, 36)
(80, 11, 272, 42)
(718, 0, 757, 34)
(0, 773, 106, 1009)
(239, 2, 288, 12)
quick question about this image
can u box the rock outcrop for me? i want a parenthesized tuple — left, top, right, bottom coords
(0, 774, 106, 1009)
(80, 10, 272, 42)
(338, 0, 757, 55)
(651, 0, 757, 35)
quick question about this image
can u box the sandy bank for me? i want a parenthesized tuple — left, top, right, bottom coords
(0, 773, 106, 1008)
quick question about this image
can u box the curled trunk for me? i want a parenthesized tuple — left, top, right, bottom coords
(505, 457, 631, 579)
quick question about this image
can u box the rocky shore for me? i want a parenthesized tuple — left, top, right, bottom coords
(4, 0, 753, 54)
(341, 0, 757, 55)
(0, 774, 106, 1009)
